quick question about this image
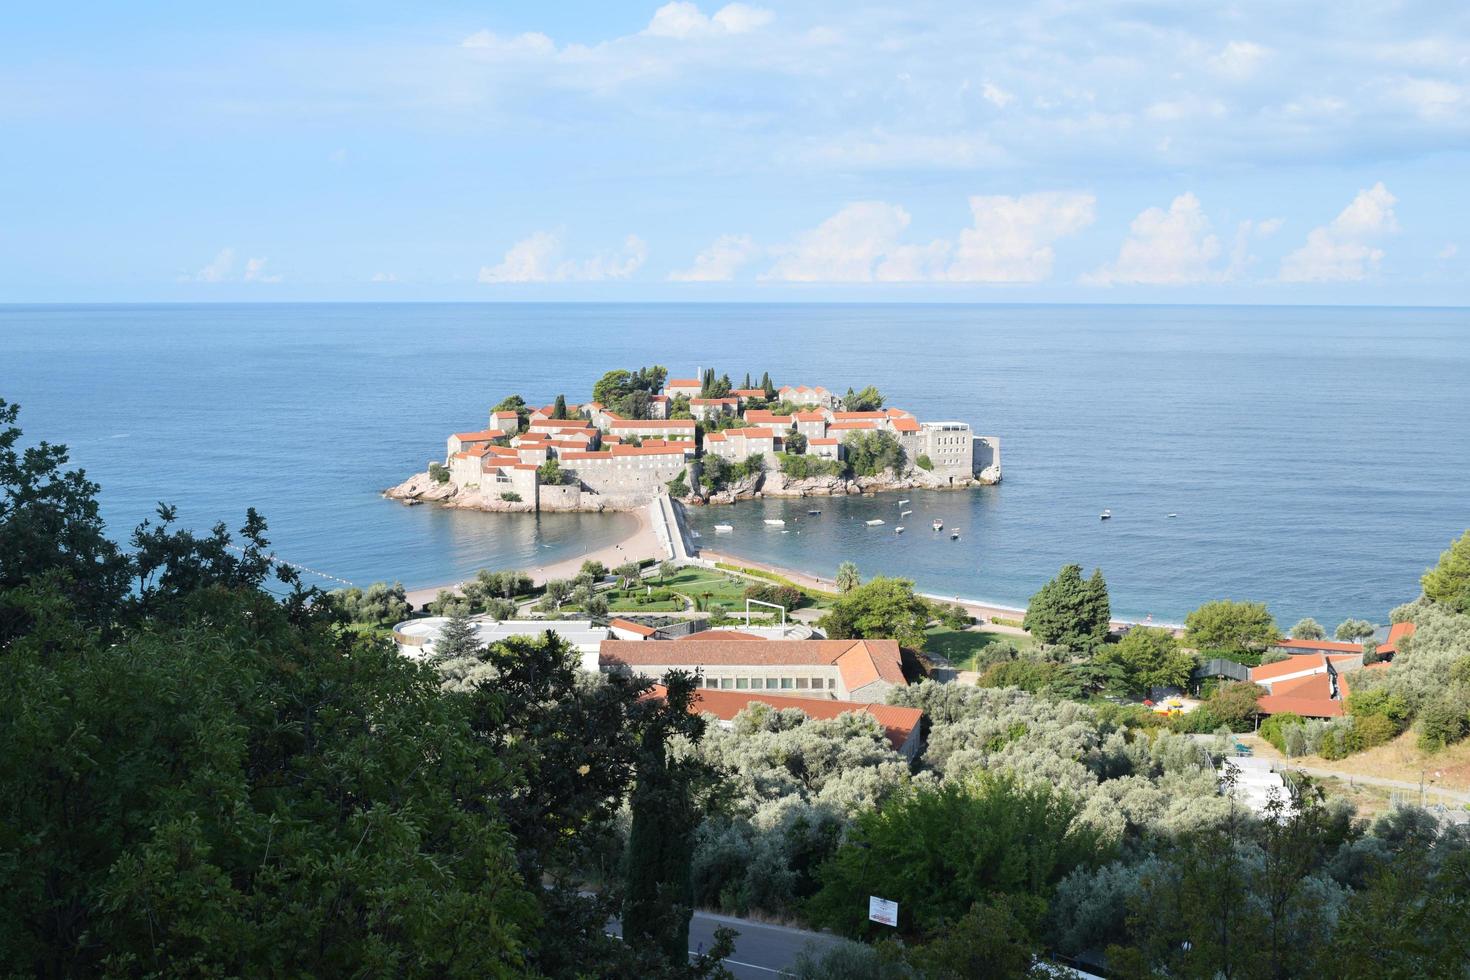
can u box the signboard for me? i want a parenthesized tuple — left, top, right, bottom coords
(868, 896, 898, 927)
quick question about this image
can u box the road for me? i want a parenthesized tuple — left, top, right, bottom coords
(609, 909, 844, 978)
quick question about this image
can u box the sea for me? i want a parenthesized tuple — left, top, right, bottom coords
(3, 303, 1467, 625)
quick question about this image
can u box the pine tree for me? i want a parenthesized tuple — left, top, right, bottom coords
(552, 394, 567, 420)
(1023, 564, 1110, 652)
(1083, 568, 1112, 649)
(742, 371, 751, 389)
(433, 610, 481, 661)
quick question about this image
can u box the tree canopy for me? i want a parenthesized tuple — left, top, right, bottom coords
(817, 576, 931, 649)
(1102, 626, 1194, 698)
(1022, 564, 1111, 652)
(1183, 599, 1279, 654)
(1290, 617, 1326, 640)
(1422, 529, 1470, 613)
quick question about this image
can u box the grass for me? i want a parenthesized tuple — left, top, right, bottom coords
(923, 626, 1039, 671)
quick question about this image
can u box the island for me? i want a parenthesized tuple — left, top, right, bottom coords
(385, 365, 1001, 513)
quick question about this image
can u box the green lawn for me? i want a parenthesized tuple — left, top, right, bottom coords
(923, 626, 1038, 671)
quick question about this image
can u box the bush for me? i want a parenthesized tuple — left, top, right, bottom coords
(429, 462, 450, 484)
(499, 491, 522, 502)
(745, 583, 804, 612)
(991, 616, 1023, 628)
(666, 470, 689, 497)
(1260, 712, 1305, 753)
(777, 452, 846, 480)
(1417, 696, 1470, 752)
(1352, 713, 1398, 751)
(916, 454, 933, 471)
(843, 430, 905, 478)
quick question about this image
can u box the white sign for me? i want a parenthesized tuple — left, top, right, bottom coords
(868, 896, 898, 927)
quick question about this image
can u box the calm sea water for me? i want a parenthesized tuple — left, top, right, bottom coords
(3, 303, 1466, 624)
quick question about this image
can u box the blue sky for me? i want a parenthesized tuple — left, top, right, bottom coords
(2, 1, 1467, 303)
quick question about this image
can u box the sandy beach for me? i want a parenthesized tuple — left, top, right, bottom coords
(405, 504, 667, 608)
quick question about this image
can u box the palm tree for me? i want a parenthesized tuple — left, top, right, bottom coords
(836, 561, 860, 594)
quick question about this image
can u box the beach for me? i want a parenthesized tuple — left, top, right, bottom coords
(405, 503, 667, 608)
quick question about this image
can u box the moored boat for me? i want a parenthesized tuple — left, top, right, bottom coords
(865, 518, 886, 527)
(931, 519, 944, 531)
(764, 519, 786, 526)
(714, 524, 733, 533)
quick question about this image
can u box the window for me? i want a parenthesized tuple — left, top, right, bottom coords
(795, 678, 808, 689)
(720, 677, 734, 690)
(827, 678, 837, 689)
(811, 678, 825, 689)
(735, 677, 749, 690)
(780, 678, 794, 689)
(765, 678, 779, 689)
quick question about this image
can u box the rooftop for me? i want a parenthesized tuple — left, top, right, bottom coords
(600, 637, 905, 691)
(649, 684, 922, 752)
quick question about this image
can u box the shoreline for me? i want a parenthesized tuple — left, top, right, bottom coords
(696, 547, 1186, 632)
(404, 504, 665, 608)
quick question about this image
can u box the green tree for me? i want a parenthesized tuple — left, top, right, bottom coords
(582, 559, 608, 579)
(1290, 617, 1326, 640)
(434, 609, 481, 660)
(835, 561, 861, 594)
(1335, 618, 1376, 643)
(539, 457, 573, 486)
(817, 576, 931, 649)
(491, 394, 530, 431)
(843, 430, 905, 478)
(593, 369, 634, 407)
(543, 578, 573, 608)
(1422, 529, 1470, 613)
(1103, 626, 1194, 698)
(429, 461, 450, 483)
(1184, 599, 1279, 654)
(915, 454, 932, 471)
(761, 372, 776, 399)
(553, 394, 568, 419)
(0, 398, 131, 645)
(1022, 564, 1111, 652)
(843, 385, 884, 412)
(806, 773, 1105, 939)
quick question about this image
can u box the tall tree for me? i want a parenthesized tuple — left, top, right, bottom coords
(553, 394, 567, 419)
(817, 576, 930, 649)
(760, 372, 775, 398)
(1102, 626, 1194, 698)
(741, 371, 751, 389)
(433, 609, 481, 660)
(1184, 600, 1279, 654)
(1290, 617, 1326, 640)
(1335, 618, 1376, 643)
(1422, 529, 1470, 613)
(1023, 564, 1110, 652)
(835, 561, 861, 594)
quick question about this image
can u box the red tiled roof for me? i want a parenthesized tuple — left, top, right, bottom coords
(890, 417, 921, 433)
(453, 429, 508, 442)
(793, 411, 827, 422)
(1250, 653, 1359, 683)
(1257, 694, 1345, 718)
(691, 397, 740, 406)
(732, 388, 767, 398)
(676, 630, 767, 642)
(723, 427, 776, 439)
(667, 378, 701, 387)
(610, 419, 697, 430)
(650, 394, 670, 402)
(491, 410, 519, 418)
(1273, 637, 1364, 654)
(1378, 621, 1416, 655)
(827, 420, 879, 430)
(832, 411, 887, 420)
(809, 438, 839, 445)
(600, 638, 905, 692)
(885, 407, 913, 418)
(652, 685, 922, 751)
(745, 412, 794, 425)
(610, 618, 657, 637)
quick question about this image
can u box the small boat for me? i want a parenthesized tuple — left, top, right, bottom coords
(865, 518, 886, 527)
(1167, 513, 1177, 518)
(1100, 510, 1112, 521)
(764, 519, 786, 527)
(931, 519, 944, 531)
(807, 509, 822, 516)
(898, 499, 910, 506)
(900, 509, 912, 518)
(714, 524, 733, 533)
(950, 530, 961, 540)
(894, 526, 905, 534)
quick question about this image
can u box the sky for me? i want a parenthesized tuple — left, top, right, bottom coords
(2, 1, 1468, 304)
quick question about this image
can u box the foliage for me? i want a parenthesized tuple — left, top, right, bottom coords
(1290, 617, 1326, 640)
(538, 457, 574, 486)
(429, 460, 450, 483)
(499, 490, 522, 502)
(1023, 564, 1111, 653)
(744, 583, 805, 612)
(491, 394, 530, 431)
(1422, 529, 1470, 613)
(327, 580, 413, 625)
(1197, 681, 1265, 732)
(843, 385, 884, 412)
(593, 365, 669, 419)
(427, 588, 470, 617)
(1336, 618, 1376, 642)
(666, 469, 689, 497)
(434, 609, 481, 660)
(777, 452, 845, 480)
(806, 773, 1106, 939)
(552, 393, 568, 419)
(1100, 626, 1194, 698)
(818, 576, 931, 649)
(784, 430, 808, 454)
(1183, 599, 1279, 654)
(842, 430, 905, 478)
(1259, 711, 1305, 753)
(915, 453, 932, 471)
(1416, 695, 1470, 751)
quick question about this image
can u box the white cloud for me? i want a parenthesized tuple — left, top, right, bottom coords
(371, 271, 399, 283)
(1085, 193, 1224, 285)
(192, 247, 234, 283)
(1393, 77, 1465, 121)
(764, 193, 1093, 283)
(644, 2, 772, 40)
(1255, 217, 1284, 238)
(1209, 41, 1269, 80)
(669, 234, 760, 281)
(981, 81, 1014, 108)
(1279, 182, 1398, 282)
(765, 202, 911, 282)
(460, 30, 557, 56)
(946, 193, 1095, 282)
(1438, 243, 1458, 260)
(478, 232, 646, 283)
(243, 257, 281, 283)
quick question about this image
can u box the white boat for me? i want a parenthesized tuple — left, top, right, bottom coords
(1100, 510, 1111, 520)
(900, 509, 912, 518)
(1167, 513, 1177, 518)
(764, 519, 786, 526)
(898, 499, 910, 506)
(894, 526, 905, 534)
(807, 509, 822, 516)
(865, 518, 886, 527)
(931, 519, 944, 531)
(714, 524, 734, 533)
(950, 529, 960, 540)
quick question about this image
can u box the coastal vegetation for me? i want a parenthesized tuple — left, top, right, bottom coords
(326, 580, 412, 626)
(842, 429, 906, 478)
(591, 365, 668, 419)
(776, 452, 845, 480)
(1022, 564, 1111, 652)
(1183, 599, 1279, 656)
(429, 461, 450, 483)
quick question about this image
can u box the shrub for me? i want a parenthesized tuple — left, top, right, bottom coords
(666, 470, 689, 497)
(1351, 713, 1399, 751)
(429, 462, 450, 484)
(1416, 696, 1470, 752)
(916, 454, 933, 471)
(499, 491, 521, 502)
(744, 583, 804, 612)
(777, 452, 845, 480)
(1260, 712, 1305, 753)
(1346, 688, 1411, 730)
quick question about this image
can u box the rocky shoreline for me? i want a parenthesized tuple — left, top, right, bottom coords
(386, 463, 1000, 514)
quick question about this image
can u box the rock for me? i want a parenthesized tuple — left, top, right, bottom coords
(384, 471, 460, 503)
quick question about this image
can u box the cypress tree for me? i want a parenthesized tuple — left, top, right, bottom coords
(742, 371, 751, 390)
(552, 394, 567, 420)
(761, 371, 775, 399)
